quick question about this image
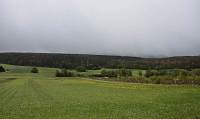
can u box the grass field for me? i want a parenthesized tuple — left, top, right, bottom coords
(0, 64, 200, 119)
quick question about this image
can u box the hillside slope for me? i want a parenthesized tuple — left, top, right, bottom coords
(0, 53, 200, 69)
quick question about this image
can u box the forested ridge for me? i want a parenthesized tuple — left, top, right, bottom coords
(0, 53, 200, 69)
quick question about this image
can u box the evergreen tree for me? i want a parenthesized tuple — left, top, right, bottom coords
(0, 66, 5, 72)
(31, 67, 39, 73)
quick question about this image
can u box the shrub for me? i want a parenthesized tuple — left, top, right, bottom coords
(86, 65, 101, 70)
(101, 70, 118, 77)
(100, 69, 132, 78)
(192, 69, 200, 76)
(167, 70, 180, 77)
(56, 69, 74, 77)
(76, 66, 86, 72)
(168, 69, 189, 77)
(55, 70, 62, 77)
(145, 70, 154, 77)
(31, 67, 39, 73)
(0, 66, 5, 72)
(157, 70, 168, 76)
(118, 69, 132, 77)
(139, 71, 143, 77)
(90, 74, 104, 77)
(145, 69, 190, 78)
(178, 69, 189, 76)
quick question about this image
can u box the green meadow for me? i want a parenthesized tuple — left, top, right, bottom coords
(0, 64, 200, 119)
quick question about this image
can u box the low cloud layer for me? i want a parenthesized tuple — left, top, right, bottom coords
(0, 0, 200, 57)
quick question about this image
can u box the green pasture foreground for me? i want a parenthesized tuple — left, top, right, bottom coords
(0, 64, 200, 119)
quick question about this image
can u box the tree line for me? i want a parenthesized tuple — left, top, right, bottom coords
(0, 53, 200, 69)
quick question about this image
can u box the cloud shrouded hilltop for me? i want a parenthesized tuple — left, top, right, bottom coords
(0, 0, 200, 57)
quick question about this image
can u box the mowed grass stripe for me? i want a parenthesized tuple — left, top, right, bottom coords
(0, 79, 54, 119)
(27, 79, 54, 101)
(0, 82, 19, 118)
(0, 64, 200, 119)
(0, 80, 22, 104)
(0, 79, 29, 119)
(0, 78, 199, 119)
(0, 81, 18, 104)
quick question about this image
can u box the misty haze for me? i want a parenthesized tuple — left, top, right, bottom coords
(0, 0, 200, 57)
(0, 1, 200, 119)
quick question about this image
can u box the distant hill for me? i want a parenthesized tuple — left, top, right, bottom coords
(0, 52, 200, 69)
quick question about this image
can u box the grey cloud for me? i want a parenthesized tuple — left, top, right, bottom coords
(0, 0, 200, 57)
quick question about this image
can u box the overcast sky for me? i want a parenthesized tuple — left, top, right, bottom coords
(0, 0, 200, 57)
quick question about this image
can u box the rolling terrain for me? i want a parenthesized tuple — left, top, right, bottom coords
(0, 53, 200, 69)
(0, 64, 200, 119)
